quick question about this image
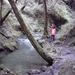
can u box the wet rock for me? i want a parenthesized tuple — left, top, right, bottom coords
(41, 66, 47, 72)
(0, 64, 17, 75)
(0, 64, 11, 72)
(27, 69, 41, 75)
(3, 40, 18, 51)
(38, 68, 53, 75)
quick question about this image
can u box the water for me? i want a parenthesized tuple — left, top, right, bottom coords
(0, 35, 47, 75)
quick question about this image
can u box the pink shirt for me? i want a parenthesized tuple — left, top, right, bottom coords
(50, 27, 56, 35)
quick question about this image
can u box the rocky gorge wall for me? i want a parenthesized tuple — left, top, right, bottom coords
(0, 0, 75, 56)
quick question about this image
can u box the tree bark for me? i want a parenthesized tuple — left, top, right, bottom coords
(43, 0, 48, 37)
(0, 0, 3, 25)
(8, 0, 53, 65)
(0, 0, 1, 24)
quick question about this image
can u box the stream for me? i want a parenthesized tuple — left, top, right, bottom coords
(0, 33, 47, 75)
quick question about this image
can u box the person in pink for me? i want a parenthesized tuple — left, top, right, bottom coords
(50, 24, 56, 42)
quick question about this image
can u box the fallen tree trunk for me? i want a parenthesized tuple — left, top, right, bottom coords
(8, 0, 53, 65)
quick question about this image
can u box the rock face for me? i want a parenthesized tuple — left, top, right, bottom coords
(58, 60, 75, 75)
(0, 34, 18, 52)
(63, 0, 75, 10)
(0, 18, 19, 53)
(0, 64, 19, 75)
(3, 0, 75, 40)
(1, 0, 75, 59)
(0, 0, 22, 53)
(38, 60, 75, 75)
(23, 0, 75, 42)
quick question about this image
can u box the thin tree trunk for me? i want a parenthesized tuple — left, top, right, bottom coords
(8, 0, 53, 65)
(43, 0, 48, 37)
(21, 0, 28, 12)
(1, 10, 11, 23)
(0, 0, 1, 24)
(0, 0, 3, 25)
(21, 5, 25, 11)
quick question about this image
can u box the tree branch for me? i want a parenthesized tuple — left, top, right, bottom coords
(1, 10, 11, 24)
(0, 31, 9, 39)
